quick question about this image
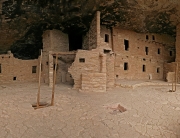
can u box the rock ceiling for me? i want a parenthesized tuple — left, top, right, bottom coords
(0, 0, 180, 59)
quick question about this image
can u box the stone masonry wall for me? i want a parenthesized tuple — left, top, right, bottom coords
(82, 11, 101, 50)
(0, 52, 39, 83)
(81, 73, 106, 92)
(51, 29, 69, 51)
(175, 24, 180, 82)
(164, 62, 176, 81)
(69, 11, 115, 92)
(100, 25, 112, 49)
(56, 54, 75, 84)
(113, 28, 175, 80)
(42, 29, 70, 85)
(68, 49, 101, 89)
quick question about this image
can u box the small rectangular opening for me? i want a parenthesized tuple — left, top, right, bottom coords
(157, 67, 160, 73)
(13, 77, 16, 81)
(104, 49, 111, 54)
(142, 65, 146, 72)
(116, 75, 119, 78)
(105, 34, 109, 42)
(143, 58, 146, 61)
(124, 62, 128, 70)
(46, 61, 49, 65)
(124, 39, 129, 51)
(32, 66, 37, 73)
(158, 48, 160, 54)
(170, 51, 173, 56)
(145, 47, 148, 55)
(146, 35, 149, 40)
(152, 35, 155, 40)
(79, 58, 85, 63)
(0, 64, 1, 73)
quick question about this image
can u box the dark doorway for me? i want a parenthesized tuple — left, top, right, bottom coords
(157, 67, 160, 73)
(13, 77, 16, 81)
(152, 35, 155, 40)
(124, 39, 129, 51)
(142, 65, 146, 72)
(105, 34, 109, 42)
(170, 51, 173, 56)
(68, 34, 82, 51)
(124, 62, 128, 70)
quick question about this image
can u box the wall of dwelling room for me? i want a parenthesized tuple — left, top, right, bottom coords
(112, 28, 175, 80)
(175, 24, 180, 82)
(0, 51, 39, 83)
(99, 26, 175, 80)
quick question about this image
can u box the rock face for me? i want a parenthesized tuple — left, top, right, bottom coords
(0, 0, 180, 59)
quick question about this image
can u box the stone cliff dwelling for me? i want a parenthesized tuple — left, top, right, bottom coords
(0, 11, 179, 92)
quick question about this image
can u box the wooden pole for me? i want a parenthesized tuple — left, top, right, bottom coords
(51, 54, 58, 106)
(172, 80, 174, 92)
(37, 49, 42, 107)
(175, 62, 178, 92)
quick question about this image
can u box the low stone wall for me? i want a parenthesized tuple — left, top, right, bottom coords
(81, 73, 106, 92)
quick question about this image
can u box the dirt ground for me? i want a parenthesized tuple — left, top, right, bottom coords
(0, 82, 180, 138)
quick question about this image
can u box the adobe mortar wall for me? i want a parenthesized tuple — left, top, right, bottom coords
(0, 53, 39, 83)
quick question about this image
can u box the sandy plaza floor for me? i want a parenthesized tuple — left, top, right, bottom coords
(0, 82, 180, 138)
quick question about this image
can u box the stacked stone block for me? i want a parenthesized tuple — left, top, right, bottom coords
(82, 11, 101, 50)
(81, 73, 106, 92)
(68, 49, 100, 90)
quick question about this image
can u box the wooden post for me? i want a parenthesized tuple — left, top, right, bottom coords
(37, 50, 42, 107)
(51, 54, 58, 106)
(175, 62, 178, 91)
